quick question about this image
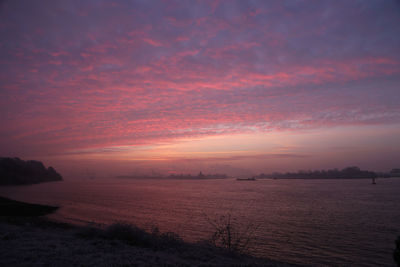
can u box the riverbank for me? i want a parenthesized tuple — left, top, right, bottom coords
(0, 197, 292, 266)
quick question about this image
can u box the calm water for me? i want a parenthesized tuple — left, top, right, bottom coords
(1, 178, 399, 266)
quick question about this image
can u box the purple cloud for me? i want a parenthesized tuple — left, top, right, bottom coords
(0, 0, 399, 164)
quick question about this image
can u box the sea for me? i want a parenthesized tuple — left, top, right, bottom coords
(0, 178, 399, 266)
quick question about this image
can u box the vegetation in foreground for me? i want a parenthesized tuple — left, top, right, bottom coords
(206, 213, 259, 254)
(0, 196, 289, 266)
(77, 222, 184, 251)
(0, 217, 287, 266)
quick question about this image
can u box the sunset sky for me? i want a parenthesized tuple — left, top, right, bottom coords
(1, 0, 400, 177)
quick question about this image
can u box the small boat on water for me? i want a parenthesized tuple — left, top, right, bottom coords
(236, 177, 256, 181)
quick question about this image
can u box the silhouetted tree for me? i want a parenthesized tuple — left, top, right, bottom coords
(0, 157, 62, 185)
(205, 213, 259, 253)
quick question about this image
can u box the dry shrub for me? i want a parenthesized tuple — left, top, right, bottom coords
(206, 213, 259, 253)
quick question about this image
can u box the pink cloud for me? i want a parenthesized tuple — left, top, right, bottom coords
(0, 0, 399, 166)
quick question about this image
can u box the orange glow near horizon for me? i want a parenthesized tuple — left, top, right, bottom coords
(42, 124, 400, 177)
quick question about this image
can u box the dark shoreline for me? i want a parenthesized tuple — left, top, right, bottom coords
(0, 196, 59, 216)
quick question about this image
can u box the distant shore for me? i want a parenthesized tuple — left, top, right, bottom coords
(0, 197, 292, 266)
(256, 176, 389, 180)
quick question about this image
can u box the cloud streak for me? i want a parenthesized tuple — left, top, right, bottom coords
(0, 0, 399, 164)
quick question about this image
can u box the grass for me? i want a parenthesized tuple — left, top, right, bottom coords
(0, 220, 284, 267)
(77, 222, 184, 250)
(0, 197, 284, 266)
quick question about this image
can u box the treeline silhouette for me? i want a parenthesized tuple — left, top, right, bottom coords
(117, 171, 228, 180)
(256, 166, 377, 179)
(167, 171, 227, 180)
(0, 157, 62, 185)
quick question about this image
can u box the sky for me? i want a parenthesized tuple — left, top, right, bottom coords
(1, 0, 400, 178)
